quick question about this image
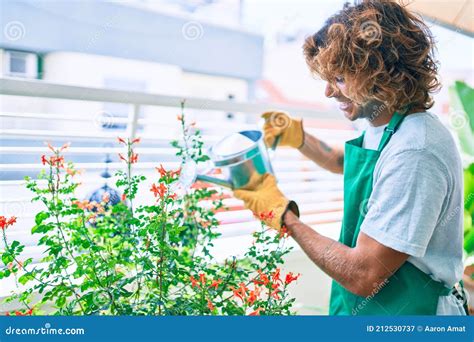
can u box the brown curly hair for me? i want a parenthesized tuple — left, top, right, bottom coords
(303, 0, 440, 113)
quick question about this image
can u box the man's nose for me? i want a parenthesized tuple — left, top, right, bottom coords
(325, 83, 338, 98)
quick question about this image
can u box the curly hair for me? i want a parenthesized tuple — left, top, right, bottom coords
(303, 0, 440, 113)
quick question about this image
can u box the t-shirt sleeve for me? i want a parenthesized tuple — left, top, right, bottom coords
(359, 149, 449, 257)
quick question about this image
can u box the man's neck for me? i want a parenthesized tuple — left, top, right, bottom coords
(364, 102, 423, 127)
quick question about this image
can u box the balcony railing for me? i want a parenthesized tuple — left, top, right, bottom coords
(0, 77, 354, 298)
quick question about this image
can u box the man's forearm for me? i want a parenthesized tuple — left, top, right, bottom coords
(283, 211, 373, 297)
(298, 132, 344, 174)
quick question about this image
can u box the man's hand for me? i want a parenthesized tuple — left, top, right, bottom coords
(234, 173, 299, 230)
(261, 111, 304, 149)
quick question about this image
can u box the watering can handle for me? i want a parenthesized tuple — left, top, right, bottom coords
(271, 135, 281, 151)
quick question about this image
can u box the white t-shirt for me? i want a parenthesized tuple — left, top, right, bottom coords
(361, 112, 465, 315)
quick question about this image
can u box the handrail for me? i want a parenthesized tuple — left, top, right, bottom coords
(0, 77, 337, 120)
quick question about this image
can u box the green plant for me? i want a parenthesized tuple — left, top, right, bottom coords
(1, 102, 300, 316)
(449, 81, 474, 255)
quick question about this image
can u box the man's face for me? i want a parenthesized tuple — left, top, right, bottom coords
(325, 81, 365, 121)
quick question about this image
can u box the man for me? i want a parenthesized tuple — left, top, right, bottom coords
(234, 0, 467, 315)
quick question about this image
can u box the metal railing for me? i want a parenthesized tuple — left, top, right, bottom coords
(0, 76, 350, 273)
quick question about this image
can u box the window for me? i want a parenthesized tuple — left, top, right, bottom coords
(3, 50, 38, 78)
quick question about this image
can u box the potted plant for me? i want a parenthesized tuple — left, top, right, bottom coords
(0, 102, 301, 316)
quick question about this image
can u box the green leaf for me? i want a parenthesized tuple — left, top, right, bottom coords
(35, 211, 50, 225)
(18, 273, 33, 285)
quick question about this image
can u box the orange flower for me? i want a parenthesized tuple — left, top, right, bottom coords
(121, 193, 127, 202)
(247, 287, 261, 306)
(270, 283, 281, 300)
(272, 268, 282, 284)
(130, 152, 139, 164)
(253, 270, 270, 286)
(199, 273, 206, 286)
(248, 307, 264, 316)
(46, 142, 55, 152)
(171, 168, 181, 177)
(230, 282, 248, 302)
(50, 155, 65, 168)
(209, 279, 222, 290)
(0, 216, 17, 230)
(59, 142, 70, 152)
(156, 164, 167, 178)
(258, 210, 275, 221)
(150, 183, 167, 199)
(12, 308, 33, 316)
(278, 225, 291, 239)
(72, 200, 94, 211)
(285, 272, 300, 285)
(177, 114, 183, 121)
(190, 275, 200, 288)
(207, 299, 215, 311)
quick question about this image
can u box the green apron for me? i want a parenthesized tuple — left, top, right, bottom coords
(329, 112, 451, 315)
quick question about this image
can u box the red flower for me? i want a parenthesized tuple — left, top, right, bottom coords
(12, 308, 33, 316)
(171, 168, 181, 178)
(121, 193, 127, 201)
(270, 283, 281, 299)
(209, 279, 222, 290)
(272, 268, 282, 284)
(59, 143, 70, 152)
(207, 299, 215, 311)
(248, 307, 264, 316)
(253, 270, 270, 286)
(131, 137, 141, 144)
(190, 275, 200, 288)
(230, 282, 248, 302)
(117, 137, 126, 144)
(278, 225, 291, 239)
(150, 183, 167, 199)
(258, 210, 275, 221)
(156, 164, 167, 178)
(246, 287, 261, 306)
(49, 155, 65, 168)
(41, 155, 48, 165)
(130, 152, 139, 164)
(285, 272, 300, 285)
(199, 273, 206, 286)
(46, 142, 55, 152)
(0, 216, 17, 230)
(169, 193, 178, 201)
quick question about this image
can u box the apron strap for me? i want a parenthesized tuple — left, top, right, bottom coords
(377, 112, 406, 152)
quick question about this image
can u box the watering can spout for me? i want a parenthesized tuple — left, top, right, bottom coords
(195, 174, 233, 189)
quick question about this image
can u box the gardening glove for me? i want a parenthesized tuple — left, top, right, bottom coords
(261, 111, 304, 149)
(233, 173, 299, 231)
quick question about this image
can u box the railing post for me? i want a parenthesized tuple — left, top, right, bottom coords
(127, 104, 140, 139)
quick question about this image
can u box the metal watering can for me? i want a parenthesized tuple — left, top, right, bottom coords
(176, 130, 279, 190)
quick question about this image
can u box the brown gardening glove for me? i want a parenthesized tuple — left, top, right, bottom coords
(233, 173, 299, 231)
(261, 111, 304, 149)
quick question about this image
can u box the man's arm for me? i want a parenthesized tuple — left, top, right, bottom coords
(283, 211, 408, 297)
(298, 132, 344, 174)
